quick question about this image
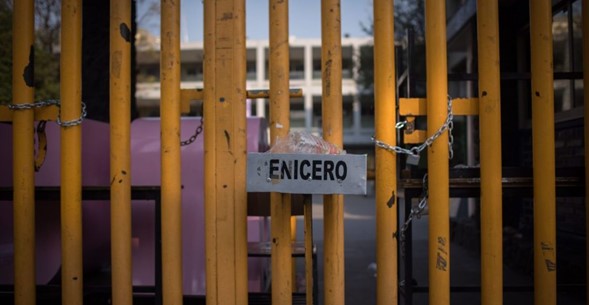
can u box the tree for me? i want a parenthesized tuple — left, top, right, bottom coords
(35, 0, 60, 53)
(360, 0, 425, 38)
(1, 0, 147, 120)
(34, 0, 60, 101)
(0, 0, 61, 104)
(137, 0, 160, 33)
(357, 0, 425, 91)
(0, 0, 12, 104)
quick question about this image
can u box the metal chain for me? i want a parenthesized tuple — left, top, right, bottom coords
(399, 173, 428, 257)
(180, 116, 204, 146)
(373, 95, 454, 159)
(447, 102, 455, 159)
(7, 99, 87, 127)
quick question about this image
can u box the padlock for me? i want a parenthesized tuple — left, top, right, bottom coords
(406, 153, 420, 166)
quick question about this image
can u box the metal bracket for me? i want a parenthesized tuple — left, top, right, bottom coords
(0, 104, 59, 122)
(180, 88, 303, 114)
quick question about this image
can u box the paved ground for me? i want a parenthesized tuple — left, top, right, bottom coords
(295, 186, 584, 305)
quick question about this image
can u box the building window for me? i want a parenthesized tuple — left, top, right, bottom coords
(312, 95, 322, 128)
(553, 0, 583, 113)
(360, 93, 374, 129)
(290, 47, 305, 80)
(309, 95, 355, 130)
(312, 46, 356, 80)
(264, 47, 305, 80)
(343, 95, 354, 129)
(342, 46, 354, 79)
(290, 59, 305, 80)
(246, 48, 257, 81)
(290, 98, 305, 128)
(181, 63, 202, 81)
(137, 64, 160, 82)
(186, 68, 197, 76)
(247, 60, 257, 81)
(312, 47, 322, 79)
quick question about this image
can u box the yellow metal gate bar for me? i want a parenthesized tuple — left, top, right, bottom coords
(530, 1, 557, 305)
(425, 1, 450, 305)
(12, 1, 36, 305)
(203, 0, 218, 302)
(321, 0, 345, 304)
(61, 0, 84, 304)
(476, 1, 503, 304)
(373, 0, 398, 304)
(269, 0, 293, 304)
(6, 1, 577, 304)
(160, 0, 184, 304)
(110, 0, 133, 304)
(204, 0, 249, 304)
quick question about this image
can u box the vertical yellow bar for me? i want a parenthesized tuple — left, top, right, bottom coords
(321, 0, 344, 304)
(203, 0, 218, 303)
(204, 0, 248, 304)
(233, 0, 249, 302)
(269, 0, 293, 303)
(12, 1, 36, 305)
(110, 0, 133, 304)
(584, 1, 589, 303)
(61, 0, 84, 304)
(160, 0, 184, 304)
(304, 196, 314, 305)
(530, 1, 557, 305)
(373, 0, 397, 304)
(425, 1, 450, 305)
(291, 217, 297, 294)
(477, 1, 503, 305)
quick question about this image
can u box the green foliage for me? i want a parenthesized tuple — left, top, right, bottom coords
(0, 0, 60, 105)
(0, 1, 11, 104)
(394, 0, 425, 39)
(34, 44, 60, 101)
(357, 45, 374, 91)
(34, 0, 61, 100)
(359, 0, 424, 38)
(357, 0, 425, 92)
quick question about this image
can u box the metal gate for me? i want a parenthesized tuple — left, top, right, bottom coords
(3, 1, 588, 305)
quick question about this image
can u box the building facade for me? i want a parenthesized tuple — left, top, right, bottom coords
(135, 37, 376, 147)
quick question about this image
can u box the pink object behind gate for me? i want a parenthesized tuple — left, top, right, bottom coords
(0, 117, 269, 295)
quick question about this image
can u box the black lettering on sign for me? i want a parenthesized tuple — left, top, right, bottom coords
(280, 161, 292, 179)
(323, 160, 335, 181)
(335, 161, 347, 180)
(300, 160, 311, 180)
(268, 158, 350, 182)
(324, 160, 335, 180)
(312, 160, 322, 180)
(269, 159, 279, 179)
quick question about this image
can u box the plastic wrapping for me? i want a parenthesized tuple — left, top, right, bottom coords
(267, 131, 344, 155)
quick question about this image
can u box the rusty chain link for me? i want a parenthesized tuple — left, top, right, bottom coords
(399, 173, 428, 257)
(7, 99, 87, 127)
(180, 116, 204, 146)
(372, 95, 454, 159)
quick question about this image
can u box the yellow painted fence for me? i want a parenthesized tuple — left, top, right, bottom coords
(3, 1, 581, 305)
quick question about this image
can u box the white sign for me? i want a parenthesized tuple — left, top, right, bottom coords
(247, 153, 367, 195)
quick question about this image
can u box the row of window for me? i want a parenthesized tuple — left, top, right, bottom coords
(138, 95, 376, 131)
(247, 96, 374, 129)
(552, 0, 583, 112)
(138, 62, 355, 82)
(137, 46, 361, 82)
